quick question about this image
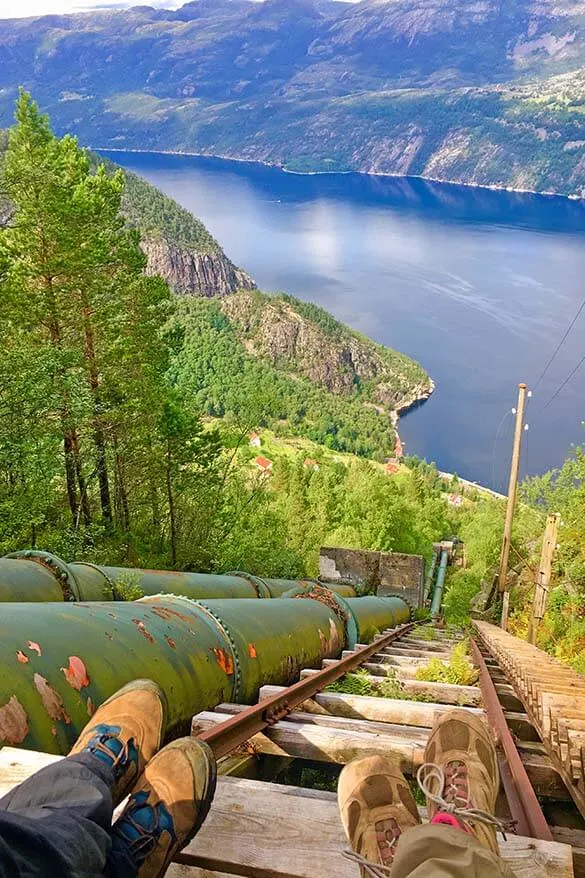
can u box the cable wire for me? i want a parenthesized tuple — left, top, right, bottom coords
(491, 408, 513, 493)
(533, 297, 585, 391)
(539, 352, 585, 415)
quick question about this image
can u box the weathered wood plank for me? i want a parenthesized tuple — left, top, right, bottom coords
(298, 668, 482, 706)
(179, 776, 573, 878)
(0, 747, 61, 798)
(192, 711, 566, 797)
(258, 686, 484, 727)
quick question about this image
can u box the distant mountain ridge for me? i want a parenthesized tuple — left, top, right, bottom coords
(1, 0, 585, 194)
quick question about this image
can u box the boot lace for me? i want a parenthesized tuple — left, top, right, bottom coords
(417, 762, 507, 837)
(342, 850, 394, 877)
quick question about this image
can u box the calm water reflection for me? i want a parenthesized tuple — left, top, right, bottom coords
(101, 150, 585, 489)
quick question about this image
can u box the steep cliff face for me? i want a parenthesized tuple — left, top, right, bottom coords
(220, 291, 432, 413)
(142, 237, 255, 297)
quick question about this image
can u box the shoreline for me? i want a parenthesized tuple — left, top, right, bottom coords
(94, 146, 584, 203)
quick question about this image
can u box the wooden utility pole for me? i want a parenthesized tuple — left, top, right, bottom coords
(499, 383, 528, 630)
(528, 512, 560, 644)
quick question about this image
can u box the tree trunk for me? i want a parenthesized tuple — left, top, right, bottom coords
(63, 430, 80, 525)
(83, 312, 112, 524)
(71, 428, 91, 527)
(113, 436, 130, 534)
(166, 442, 177, 567)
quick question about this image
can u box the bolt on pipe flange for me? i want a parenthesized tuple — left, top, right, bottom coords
(4, 550, 81, 601)
(223, 570, 271, 599)
(286, 584, 359, 649)
(380, 593, 416, 621)
(194, 601, 243, 702)
(71, 562, 116, 600)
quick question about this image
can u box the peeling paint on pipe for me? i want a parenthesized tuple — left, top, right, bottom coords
(0, 592, 410, 755)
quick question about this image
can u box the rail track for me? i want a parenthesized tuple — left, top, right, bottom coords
(2, 619, 585, 877)
(185, 620, 585, 878)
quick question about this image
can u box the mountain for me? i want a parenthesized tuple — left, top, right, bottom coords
(1, 0, 585, 194)
(118, 164, 255, 295)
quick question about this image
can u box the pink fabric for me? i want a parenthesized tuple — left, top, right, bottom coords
(431, 812, 470, 833)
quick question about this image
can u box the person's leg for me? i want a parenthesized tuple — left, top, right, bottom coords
(392, 709, 515, 877)
(337, 755, 421, 875)
(0, 679, 167, 878)
(112, 737, 217, 878)
(338, 709, 515, 878)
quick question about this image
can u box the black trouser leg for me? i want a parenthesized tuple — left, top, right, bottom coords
(0, 753, 137, 878)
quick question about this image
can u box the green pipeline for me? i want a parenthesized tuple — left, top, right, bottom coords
(0, 592, 410, 755)
(0, 551, 357, 603)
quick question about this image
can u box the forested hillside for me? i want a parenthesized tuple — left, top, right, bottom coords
(2, 0, 585, 194)
(0, 93, 441, 576)
(172, 292, 431, 460)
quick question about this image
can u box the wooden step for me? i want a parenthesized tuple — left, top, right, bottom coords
(176, 775, 573, 878)
(298, 667, 482, 705)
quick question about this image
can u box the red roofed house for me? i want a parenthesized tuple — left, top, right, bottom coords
(384, 461, 400, 475)
(303, 458, 320, 471)
(249, 432, 261, 448)
(255, 456, 273, 473)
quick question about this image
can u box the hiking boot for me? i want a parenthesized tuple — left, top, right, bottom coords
(418, 708, 500, 855)
(338, 756, 421, 876)
(69, 679, 167, 805)
(112, 737, 217, 878)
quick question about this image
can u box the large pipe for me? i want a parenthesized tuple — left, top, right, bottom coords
(0, 551, 357, 603)
(430, 550, 449, 618)
(0, 592, 411, 755)
(424, 549, 439, 602)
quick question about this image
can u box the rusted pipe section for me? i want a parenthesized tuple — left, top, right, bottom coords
(0, 551, 358, 602)
(0, 592, 410, 755)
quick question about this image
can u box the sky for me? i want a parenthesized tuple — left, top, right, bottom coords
(0, 0, 185, 17)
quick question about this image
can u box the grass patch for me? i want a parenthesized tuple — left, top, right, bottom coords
(326, 669, 432, 702)
(415, 642, 478, 686)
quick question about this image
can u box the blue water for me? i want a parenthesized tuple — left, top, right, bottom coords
(101, 150, 585, 490)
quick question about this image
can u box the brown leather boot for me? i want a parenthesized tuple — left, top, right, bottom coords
(112, 737, 217, 878)
(69, 679, 167, 805)
(338, 756, 421, 876)
(418, 708, 501, 855)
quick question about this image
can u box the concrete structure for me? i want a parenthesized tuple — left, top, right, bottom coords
(319, 547, 425, 608)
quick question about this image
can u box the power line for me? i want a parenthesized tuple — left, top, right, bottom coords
(539, 352, 585, 414)
(533, 297, 585, 391)
(491, 408, 513, 492)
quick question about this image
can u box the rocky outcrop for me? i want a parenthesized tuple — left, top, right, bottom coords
(220, 291, 432, 411)
(142, 237, 256, 297)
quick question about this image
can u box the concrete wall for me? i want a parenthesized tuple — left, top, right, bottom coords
(319, 546, 425, 608)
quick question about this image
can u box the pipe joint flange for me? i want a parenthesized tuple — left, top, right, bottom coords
(224, 570, 271, 599)
(4, 550, 81, 601)
(194, 601, 243, 702)
(379, 593, 415, 622)
(287, 584, 359, 650)
(71, 562, 116, 600)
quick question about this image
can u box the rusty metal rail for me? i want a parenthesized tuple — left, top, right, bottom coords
(475, 620, 585, 826)
(469, 637, 553, 840)
(196, 622, 415, 759)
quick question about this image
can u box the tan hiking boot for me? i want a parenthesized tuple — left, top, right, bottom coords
(112, 737, 217, 878)
(338, 756, 421, 876)
(418, 708, 501, 855)
(69, 679, 167, 805)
